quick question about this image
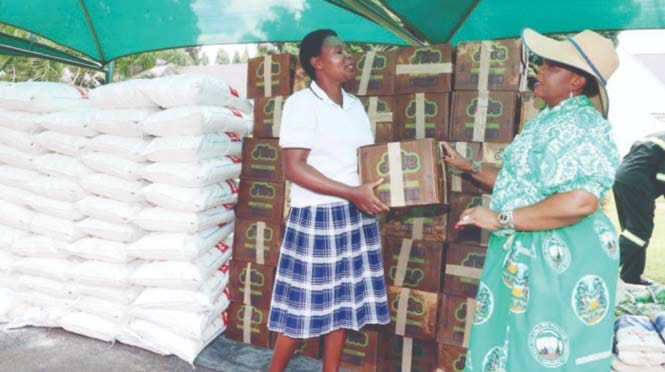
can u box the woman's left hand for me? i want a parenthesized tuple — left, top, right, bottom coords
(457, 206, 501, 231)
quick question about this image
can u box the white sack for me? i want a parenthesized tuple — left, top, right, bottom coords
(67, 238, 131, 264)
(0, 82, 89, 113)
(142, 106, 251, 137)
(80, 173, 146, 202)
(80, 152, 145, 181)
(89, 108, 156, 137)
(60, 311, 117, 342)
(143, 181, 238, 212)
(12, 234, 70, 259)
(129, 248, 226, 289)
(76, 217, 145, 243)
(87, 135, 150, 162)
(89, 79, 158, 109)
(12, 257, 79, 281)
(76, 196, 145, 224)
(131, 205, 234, 233)
(143, 133, 242, 162)
(36, 109, 98, 137)
(72, 283, 141, 306)
(132, 270, 229, 312)
(127, 223, 234, 261)
(0, 127, 46, 154)
(34, 153, 93, 179)
(34, 131, 89, 157)
(0, 200, 34, 231)
(30, 213, 84, 242)
(141, 157, 241, 187)
(0, 165, 42, 189)
(0, 109, 41, 132)
(70, 260, 140, 288)
(141, 74, 252, 114)
(0, 143, 36, 169)
(27, 175, 88, 202)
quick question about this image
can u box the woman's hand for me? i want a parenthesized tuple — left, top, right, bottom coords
(349, 178, 390, 216)
(457, 206, 501, 231)
(440, 141, 472, 172)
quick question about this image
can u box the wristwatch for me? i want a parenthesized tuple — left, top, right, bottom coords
(498, 209, 515, 230)
(469, 160, 482, 175)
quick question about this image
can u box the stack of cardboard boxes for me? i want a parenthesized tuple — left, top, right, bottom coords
(226, 38, 537, 370)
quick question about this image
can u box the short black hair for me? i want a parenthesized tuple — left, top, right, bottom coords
(548, 60, 600, 97)
(299, 29, 337, 81)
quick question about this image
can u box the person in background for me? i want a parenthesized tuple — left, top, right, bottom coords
(614, 132, 665, 286)
(442, 28, 620, 371)
(267, 29, 390, 372)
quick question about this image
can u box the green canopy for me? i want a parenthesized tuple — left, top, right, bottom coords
(1, 0, 665, 68)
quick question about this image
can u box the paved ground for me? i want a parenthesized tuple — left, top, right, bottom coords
(0, 327, 324, 372)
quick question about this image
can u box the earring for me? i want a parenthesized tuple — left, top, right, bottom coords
(569, 91, 573, 98)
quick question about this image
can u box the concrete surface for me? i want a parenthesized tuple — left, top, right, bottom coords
(0, 327, 324, 372)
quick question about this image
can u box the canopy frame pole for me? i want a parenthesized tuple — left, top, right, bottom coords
(0, 32, 103, 70)
(445, 0, 481, 43)
(78, 0, 106, 64)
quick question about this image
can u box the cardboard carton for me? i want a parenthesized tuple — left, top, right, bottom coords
(378, 334, 437, 372)
(395, 93, 450, 141)
(382, 237, 445, 292)
(519, 90, 546, 132)
(232, 217, 284, 267)
(444, 242, 487, 298)
(386, 286, 439, 340)
(437, 343, 468, 372)
(240, 137, 285, 182)
(436, 294, 475, 347)
(447, 193, 491, 243)
(450, 91, 517, 143)
(454, 39, 523, 91)
(228, 260, 276, 310)
(359, 96, 396, 144)
(247, 54, 295, 98)
(395, 45, 453, 93)
(252, 96, 286, 138)
(270, 333, 321, 359)
(345, 50, 396, 96)
(236, 179, 289, 224)
(225, 301, 271, 347)
(340, 329, 381, 372)
(358, 139, 445, 208)
(381, 205, 448, 242)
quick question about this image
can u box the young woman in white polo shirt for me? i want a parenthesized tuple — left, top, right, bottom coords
(268, 29, 390, 372)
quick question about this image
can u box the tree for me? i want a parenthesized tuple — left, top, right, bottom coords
(232, 51, 241, 64)
(215, 49, 230, 64)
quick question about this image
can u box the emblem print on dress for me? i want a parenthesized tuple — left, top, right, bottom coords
(543, 232, 571, 273)
(593, 221, 619, 259)
(502, 248, 527, 289)
(482, 346, 507, 372)
(473, 282, 494, 325)
(572, 275, 610, 325)
(510, 264, 529, 313)
(528, 322, 570, 368)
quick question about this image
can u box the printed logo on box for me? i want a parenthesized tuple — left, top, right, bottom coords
(465, 98, 503, 117)
(377, 150, 421, 176)
(472, 44, 509, 64)
(246, 223, 274, 242)
(251, 144, 278, 161)
(249, 182, 276, 199)
(239, 268, 265, 288)
(257, 60, 281, 78)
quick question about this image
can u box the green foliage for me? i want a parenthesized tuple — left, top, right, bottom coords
(215, 49, 231, 64)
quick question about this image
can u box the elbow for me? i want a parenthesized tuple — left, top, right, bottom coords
(574, 191, 599, 217)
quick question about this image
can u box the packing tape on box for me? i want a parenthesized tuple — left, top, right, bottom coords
(445, 264, 482, 279)
(388, 142, 406, 207)
(395, 287, 410, 336)
(473, 91, 489, 142)
(243, 304, 252, 343)
(452, 142, 467, 192)
(415, 93, 426, 139)
(394, 238, 414, 287)
(256, 221, 266, 265)
(358, 51, 376, 96)
(243, 262, 252, 305)
(440, 151, 448, 204)
(402, 337, 413, 372)
(396, 62, 453, 75)
(263, 55, 272, 97)
(272, 96, 283, 137)
(367, 97, 393, 139)
(464, 298, 476, 348)
(477, 41, 492, 92)
(411, 218, 424, 240)
(481, 194, 491, 245)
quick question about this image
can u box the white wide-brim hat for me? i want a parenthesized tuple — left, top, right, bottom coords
(521, 28, 619, 118)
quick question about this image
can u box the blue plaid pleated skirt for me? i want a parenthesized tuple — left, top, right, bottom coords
(268, 201, 390, 338)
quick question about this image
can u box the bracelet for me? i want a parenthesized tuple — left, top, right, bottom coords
(469, 160, 482, 175)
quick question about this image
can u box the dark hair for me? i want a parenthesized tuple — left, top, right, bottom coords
(548, 60, 599, 97)
(299, 29, 337, 81)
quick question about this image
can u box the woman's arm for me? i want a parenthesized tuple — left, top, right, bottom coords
(458, 190, 599, 231)
(283, 148, 389, 215)
(440, 142, 498, 189)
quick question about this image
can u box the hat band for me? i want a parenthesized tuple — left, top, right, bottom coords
(567, 36, 606, 86)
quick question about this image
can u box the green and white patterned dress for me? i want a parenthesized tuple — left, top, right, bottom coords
(465, 96, 620, 371)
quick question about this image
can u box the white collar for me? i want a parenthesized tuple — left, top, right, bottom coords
(308, 80, 354, 110)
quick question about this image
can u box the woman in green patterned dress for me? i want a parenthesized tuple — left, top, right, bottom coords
(441, 28, 621, 371)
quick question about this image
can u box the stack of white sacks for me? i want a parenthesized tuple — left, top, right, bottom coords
(0, 75, 252, 363)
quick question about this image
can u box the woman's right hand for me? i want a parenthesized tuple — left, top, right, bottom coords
(349, 178, 390, 216)
(440, 141, 472, 172)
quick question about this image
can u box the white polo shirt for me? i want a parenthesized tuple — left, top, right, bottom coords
(279, 81, 374, 207)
